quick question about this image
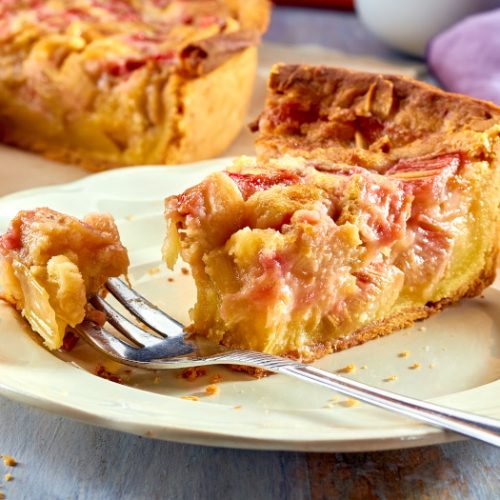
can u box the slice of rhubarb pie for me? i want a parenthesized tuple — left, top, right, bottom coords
(163, 65, 500, 360)
(0, 208, 129, 349)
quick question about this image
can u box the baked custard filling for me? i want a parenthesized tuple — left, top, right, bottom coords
(0, 208, 129, 349)
(164, 152, 498, 359)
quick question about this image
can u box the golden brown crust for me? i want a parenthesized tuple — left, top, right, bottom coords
(254, 64, 500, 168)
(165, 48, 258, 164)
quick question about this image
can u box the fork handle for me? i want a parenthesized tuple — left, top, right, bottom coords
(276, 362, 500, 447)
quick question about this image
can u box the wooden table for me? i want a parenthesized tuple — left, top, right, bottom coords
(0, 6, 499, 499)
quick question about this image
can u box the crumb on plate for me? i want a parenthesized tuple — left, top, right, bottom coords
(1, 455, 16, 467)
(409, 363, 421, 370)
(4, 473, 12, 482)
(96, 365, 123, 384)
(233, 405, 242, 410)
(337, 363, 356, 374)
(181, 267, 190, 275)
(147, 266, 161, 276)
(181, 395, 199, 401)
(340, 398, 359, 408)
(61, 330, 79, 352)
(383, 375, 398, 382)
(205, 384, 220, 396)
(180, 367, 207, 381)
(210, 373, 223, 384)
(398, 351, 410, 358)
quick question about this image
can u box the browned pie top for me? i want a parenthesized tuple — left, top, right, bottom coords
(252, 64, 500, 170)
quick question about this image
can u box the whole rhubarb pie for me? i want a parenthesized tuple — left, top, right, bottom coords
(0, 208, 129, 349)
(163, 65, 500, 360)
(0, 0, 270, 170)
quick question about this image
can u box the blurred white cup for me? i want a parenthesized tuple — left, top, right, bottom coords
(355, 0, 499, 57)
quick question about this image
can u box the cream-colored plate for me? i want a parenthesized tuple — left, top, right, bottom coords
(0, 160, 499, 452)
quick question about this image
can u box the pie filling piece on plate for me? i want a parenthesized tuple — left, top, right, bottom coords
(0, 208, 129, 349)
(163, 64, 500, 360)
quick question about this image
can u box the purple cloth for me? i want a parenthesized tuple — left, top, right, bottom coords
(427, 8, 500, 105)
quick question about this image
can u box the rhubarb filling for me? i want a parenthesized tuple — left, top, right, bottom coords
(164, 152, 496, 359)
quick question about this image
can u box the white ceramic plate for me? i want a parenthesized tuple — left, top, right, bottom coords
(0, 159, 499, 452)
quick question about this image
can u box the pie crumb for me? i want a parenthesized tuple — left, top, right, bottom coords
(418, 326, 427, 332)
(429, 363, 436, 369)
(181, 267, 190, 275)
(167, 277, 175, 283)
(398, 351, 410, 358)
(61, 331, 79, 352)
(337, 363, 356, 374)
(329, 396, 340, 402)
(1, 455, 16, 467)
(384, 375, 398, 382)
(409, 363, 421, 370)
(341, 398, 359, 408)
(360, 365, 367, 370)
(181, 395, 199, 401)
(147, 266, 160, 275)
(4, 473, 12, 482)
(210, 373, 223, 384)
(233, 405, 242, 410)
(0, 491, 5, 499)
(96, 365, 123, 384)
(205, 384, 220, 396)
(180, 367, 207, 381)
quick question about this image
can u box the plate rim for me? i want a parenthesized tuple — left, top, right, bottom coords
(0, 160, 498, 452)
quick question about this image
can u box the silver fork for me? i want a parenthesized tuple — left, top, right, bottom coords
(75, 277, 500, 448)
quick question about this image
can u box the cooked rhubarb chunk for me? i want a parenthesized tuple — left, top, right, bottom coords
(0, 208, 129, 349)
